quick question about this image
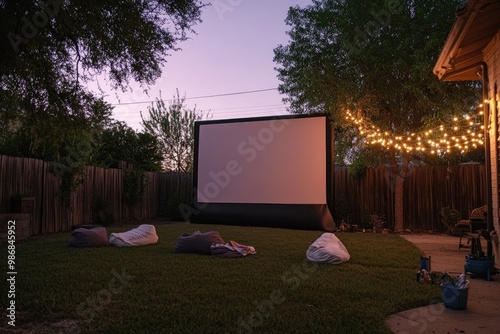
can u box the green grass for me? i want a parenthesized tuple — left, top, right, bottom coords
(0, 224, 441, 334)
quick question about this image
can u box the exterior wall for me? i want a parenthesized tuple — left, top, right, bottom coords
(483, 29, 500, 263)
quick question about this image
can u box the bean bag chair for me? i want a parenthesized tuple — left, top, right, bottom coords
(211, 241, 257, 258)
(306, 233, 350, 264)
(68, 227, 109, 247)
(109, 224, 158, 247)
(174, 231, 224, 254)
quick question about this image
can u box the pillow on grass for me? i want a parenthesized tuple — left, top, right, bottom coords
(109, 224, 158, 247)
(68, 227, 109, 247)
(174, 231, 224, 254)
(306, 233, 350, 264)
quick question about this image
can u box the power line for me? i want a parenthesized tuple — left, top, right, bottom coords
(113, 108, 290, 122)
(111, 88, 278, 106)
(203, 103, 285, 111)
(210, 107, 287, 116)
(113, 103, 287, 114)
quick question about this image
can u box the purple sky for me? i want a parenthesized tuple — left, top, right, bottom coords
(93, 0, 313, 130)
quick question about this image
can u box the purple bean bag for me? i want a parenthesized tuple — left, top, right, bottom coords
(68, 227, 109, 247)
(174, 231, 224, 254)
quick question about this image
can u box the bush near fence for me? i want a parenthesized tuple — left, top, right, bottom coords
(0, 154, 485, 237)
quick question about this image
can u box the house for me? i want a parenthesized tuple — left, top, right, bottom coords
(434, 0, 500, 262)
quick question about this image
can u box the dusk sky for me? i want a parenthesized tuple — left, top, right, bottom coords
(95, 0, 313, 130)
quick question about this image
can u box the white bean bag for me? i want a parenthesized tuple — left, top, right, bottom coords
(306, 233, 350, 264)
(68, 227, 109, 247)
(109, 224, 158, 247)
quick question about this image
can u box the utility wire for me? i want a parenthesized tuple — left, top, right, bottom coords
(113, 103, 286, 114)
(111, 88, 278, 106)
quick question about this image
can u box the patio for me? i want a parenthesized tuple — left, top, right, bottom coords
(387, 234, 500, 333)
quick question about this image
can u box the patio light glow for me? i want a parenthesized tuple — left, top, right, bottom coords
(344, 107, 485, 155)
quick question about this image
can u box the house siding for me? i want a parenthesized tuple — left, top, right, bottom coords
(483, 29, 500, 262)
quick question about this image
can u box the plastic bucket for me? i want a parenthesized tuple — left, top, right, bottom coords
(464, 256, 495, 276)
(441, 282, 469, 310)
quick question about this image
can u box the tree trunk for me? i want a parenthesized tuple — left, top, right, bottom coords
(394, 174, 405, 232)
(393, 155, 410, 232)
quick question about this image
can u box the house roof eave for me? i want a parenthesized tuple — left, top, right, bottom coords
(433, 0, 499, 82)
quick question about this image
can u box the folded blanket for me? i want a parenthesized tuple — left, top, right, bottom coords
(211, 240, 256, 258)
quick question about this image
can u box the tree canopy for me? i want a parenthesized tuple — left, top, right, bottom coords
(274, 0, 482, 164)
(1, 0, 204, 98)
(92, 121, 163, 172)
(0, 0, 205, 160)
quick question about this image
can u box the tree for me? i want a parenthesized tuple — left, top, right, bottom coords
(90, 121, 162, 219)
(0, 0, 204, 157)
(0, 91, 113, 204)
(1, 0, 204, 202)
(93, 121, 163, 172)
(0, 90, 112, 160)
(1, 0, 204, 106)
(141, 90, 210, 172)
(274, 0, 481, 231)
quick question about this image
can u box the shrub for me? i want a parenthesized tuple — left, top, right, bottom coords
(440, 206, 462, 234)
(166, 192, 189, 221)
(369, 213, 386, 233)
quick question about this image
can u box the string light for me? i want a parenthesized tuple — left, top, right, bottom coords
(344, 107, 485, 155)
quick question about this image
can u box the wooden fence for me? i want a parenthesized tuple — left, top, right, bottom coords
(0, 154, 486, 237)
(0, 155, 192, 237)
(334, 164, 486, 230)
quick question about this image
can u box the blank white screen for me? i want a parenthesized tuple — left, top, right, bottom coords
(197, 116, 327, 204)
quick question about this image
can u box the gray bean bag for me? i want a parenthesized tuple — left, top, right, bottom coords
(306, 233, 350, 264)
(174, 231, 224, 254)
(68, 227, 109, 247)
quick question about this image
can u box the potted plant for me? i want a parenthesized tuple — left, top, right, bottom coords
(369, 213, 386, 233)
(440, 206, 461, 235)
(464, 229, 497, 280)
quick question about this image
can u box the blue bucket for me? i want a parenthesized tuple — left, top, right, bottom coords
(441, 282, 469, 310)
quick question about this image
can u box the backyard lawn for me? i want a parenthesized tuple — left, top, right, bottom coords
(1, 223, 441, 334)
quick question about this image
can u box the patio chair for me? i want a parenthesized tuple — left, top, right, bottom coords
(456, 205, 487, 249)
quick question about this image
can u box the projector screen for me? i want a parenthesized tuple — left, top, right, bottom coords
(190, 114, 335, 231)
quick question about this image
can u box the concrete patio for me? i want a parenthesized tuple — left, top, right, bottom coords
(386, 234, 500, 333)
